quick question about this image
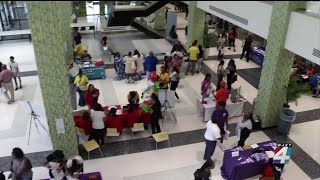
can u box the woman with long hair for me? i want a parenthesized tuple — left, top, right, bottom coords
(150, 93, 162, 134)
(201, 73, 212, 102)
(124, 51, 135, 83)
(133, 49, 144, 80)
(90, 103, 106, 145)
(9, 148, 33, 180)
(194, 159, 215, 180)
(216, 60, 225, 90)
(226, 59, 237, 90)
(240, 34, 253, 62)
(85, 84, 100, 109)
(170, 67, 180, 101)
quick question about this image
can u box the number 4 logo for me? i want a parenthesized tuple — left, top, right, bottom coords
(273, 146, 291, 164)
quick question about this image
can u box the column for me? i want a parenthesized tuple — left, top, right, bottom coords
(77, 1, 86, 17)
(100, 1, 105, 16)
(186, 1, 205, 47)
(254, 2, 306, 128)
(154, 6, 166, 31)
(27, 1, 78, 156)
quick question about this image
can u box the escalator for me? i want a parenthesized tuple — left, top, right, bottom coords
(108, 1, 171, 26)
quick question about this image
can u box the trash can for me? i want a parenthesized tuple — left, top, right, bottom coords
(277, 108, 296, 135)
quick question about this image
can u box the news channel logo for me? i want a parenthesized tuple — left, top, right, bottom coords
(273, 143, 292, 164)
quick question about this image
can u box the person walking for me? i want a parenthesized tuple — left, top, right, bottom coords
(145, 51, 158, 80)
(197, 45, 204, 73)
(186, 41, 200, 76)
(9, 56, 22, 90)
(73, 69, 89, 107)
(150, 93, 162, 134)
(216, 60, 225, 90)
(90, 103, 106, 146)
(226, 59, 237, 90)
(0, 64, 15, 104)
(204, 116, 221, 161)
(170, 67, 180, 101)
(211, 101, 229, 151)
(9, 148, 33, 180)
(201, 73, 212, 102)
(236, 112, 253, 147)
(228, 26, 237, 52)
(240, 35, 253, 62)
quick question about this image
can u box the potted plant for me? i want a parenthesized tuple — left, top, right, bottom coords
(202, 33, 215, 60)
(278, 76, 310, 135)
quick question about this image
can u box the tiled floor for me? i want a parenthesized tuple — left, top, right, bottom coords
(0, 26, 319, 180)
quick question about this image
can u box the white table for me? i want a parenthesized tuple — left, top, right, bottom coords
(197, 97, 245, 122)
(0, 29, 32, 42)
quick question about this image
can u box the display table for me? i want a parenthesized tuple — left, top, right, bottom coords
(221, 141, 275, 180)
(251, 47, 265, 66)
(80, 64, 106, 80)
(196, 98, 245, 122)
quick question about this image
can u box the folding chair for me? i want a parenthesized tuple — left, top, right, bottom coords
(152, 132, 170, 150)
(106, 128, 120, 137)
(75, 127, 89, 144)
(82, 140, 103, 160)
(131, 123, 145, 133)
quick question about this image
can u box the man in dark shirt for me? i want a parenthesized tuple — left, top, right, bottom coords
(211, 101, 229, 151)
(44, 150, 66, 179)
(145, 51, 158, 79)
(73, 28, 82, 45)
(170, 41, 187, 54)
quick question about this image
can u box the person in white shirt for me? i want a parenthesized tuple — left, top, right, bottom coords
(66, 155, 83, 179)
(204, 116, 221, 161)
(170, 67, 180, 101)
(236, 112, 253, 147)
(90, 103, 106, 146)
(123, 51, 136, 84)
(9, 56, 22, 90)
(133, 49, 144, 79)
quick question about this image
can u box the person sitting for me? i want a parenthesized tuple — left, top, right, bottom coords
(212, 81, 230, 106)
(74, 42, 85, 58)
(101, 36, 108, 46)
(105, 107, 125, 133)
(66, 155, 83, 179)
(85, 84, 100, 109)
(194, 159, 215, 180)
(157, 66, 170, 89)
(74, 111, 93, 136)
(127, 91, 140, 105)
(80, 50, 92, 62)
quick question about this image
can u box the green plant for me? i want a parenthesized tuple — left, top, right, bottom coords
(203, 33, 216, 48)
(284, 76, 310, 107)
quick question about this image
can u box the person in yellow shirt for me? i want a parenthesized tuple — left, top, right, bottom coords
(73, 70, 89, 107)
(74, 42, 85, 58)
(186, 41, 200, 76)
(157, 66, 170, 89)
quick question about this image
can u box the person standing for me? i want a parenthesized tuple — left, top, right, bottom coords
(236, 112, 253, 147)
(211, 101, 229, 151)
(203, 116, 221, 161)
(73, 28, 82, 45)
(9, 148, 33, 180)
(197, 45, 204, 73)
(171, 41, 187, 55)
(90, 103, 106, 146)
(157, 66, 170, 90)
(145, 51, 158, 80)
(170, 67, 180, 101)
(213, 81, 230, 106)
(150, 93, 162, 134)
(201, 73, 212, 102)
(228, 26, 237, 52)
(73, 70, 89, 107)
(186, 42, 200, 76)
(171, 54, 182, 71)
(133, 49, 144, 79)
(216, 60, 225, 90)
(226, 59, 237, 90)
(240, 35, 253, 62)
(9, 56, 22, 90)
(123, 51, 136, 83)
(0, 64, 15, 104)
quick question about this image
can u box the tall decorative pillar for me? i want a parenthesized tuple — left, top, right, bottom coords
(154, 6, 166, 31)
(254, 2, 306, 128)
(27, 1, 78, 156)
(187, 1, 205, 47)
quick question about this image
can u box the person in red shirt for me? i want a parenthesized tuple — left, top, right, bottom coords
(105, 108, 125, 133)
(213, 81, 230, 106)
(74, 111, 93, 136)
(85, 84, 100, 109)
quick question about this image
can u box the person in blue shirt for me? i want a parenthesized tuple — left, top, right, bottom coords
(145, 51, 158, 79)
(310, 72, 319, 97)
